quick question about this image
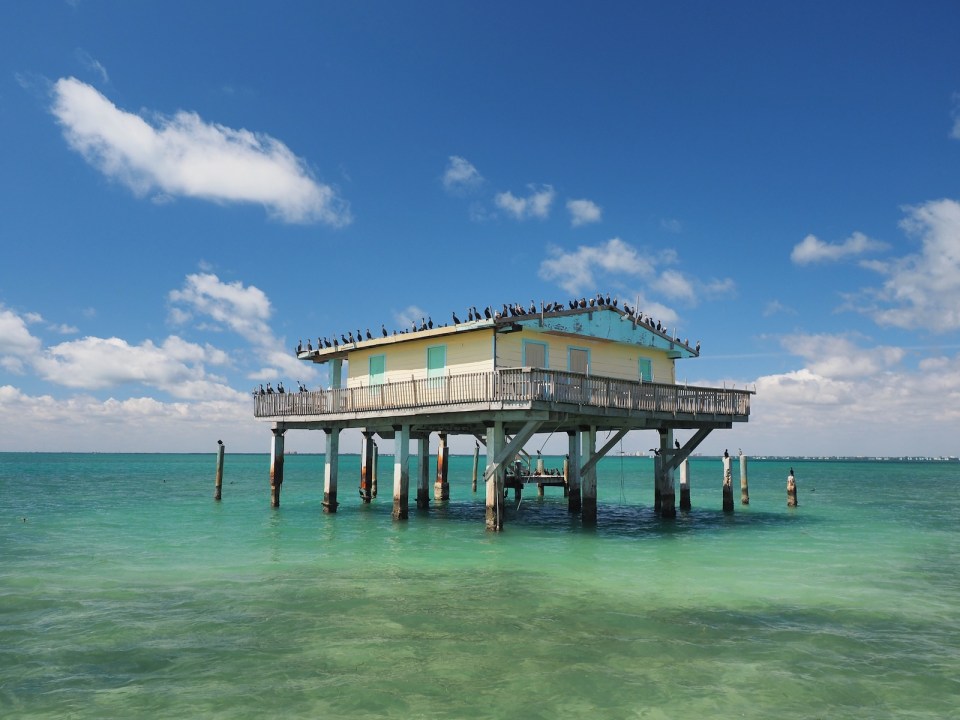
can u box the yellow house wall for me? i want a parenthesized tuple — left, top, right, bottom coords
(341, 324, 678, 387)
(497, 328, 675, 383)
(346, 329, 494, 386)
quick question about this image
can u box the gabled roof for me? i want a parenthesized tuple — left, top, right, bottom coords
(297, 305, 698, 364)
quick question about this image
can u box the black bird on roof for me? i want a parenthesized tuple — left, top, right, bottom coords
(606, 293, 612, 305)
(333, 338, 339, 348)
(468, 307, 475, 321)
(381, 324, 388, 337)
(484, 306, 492, 319)
(419, 318, 427, 331)
(452, 311, 461, 324)
(340, 334, 348, 344)
(348, 331, 355, 343)
(366, 328, 372, 340)
(529, 300, 536, 313)
(324, 337, 331, 348)
(589, 298, 596, 307)
(579, 297, 587, 308)
(307, 339, 313, 351)
(296, 339, 303, 353)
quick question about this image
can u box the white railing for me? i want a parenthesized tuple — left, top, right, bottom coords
(253, 368, 751, 419)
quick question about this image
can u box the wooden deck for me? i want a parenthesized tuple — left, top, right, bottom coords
(254, 368, 751, 430)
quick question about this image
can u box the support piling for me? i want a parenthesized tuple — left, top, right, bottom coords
(739, 450, 749, 505)
(269, 428, 285, 508)
(566, 431, 581, 513)
(471, 441, 479, 493)
(722, 451, 734, 512)
(679, 457, 691, 511)
(214, 441, 225, 501)
(581, 426, 598, 524)
(359, 431, 374, 503)
(416, 436, 430, 509)
(322, 427, 340, 513)
(393, 425, 410, 520)
(434, 432, 449, 501)
(787, 468, 798, 507)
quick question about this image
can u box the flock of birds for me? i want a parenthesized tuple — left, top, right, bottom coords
(293, 292, 700, 356)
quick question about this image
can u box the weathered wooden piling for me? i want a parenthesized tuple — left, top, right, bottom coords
(787, 467, 798, 507)
(566, 431, 581, 513)
(485, 421, 505, 531)
(434, 432, 449, 501)
(393, 425, 410, 520)
(739, 450, 749, 505)
(562, 454, 570, 497)
(679, 458, 691, 511)
(214, 440, 225, 501)
(581, 426, 598, 523)
(471, 441, 479, 493)
(416, 437, 430, 509)
(322, 427, 339, 513)
(722, 451, 734, 512)
(270, 428, 285, 507)
(657, 430, 676, 518)
(372, 441, 379, 499)
(359, 431, 374, 503)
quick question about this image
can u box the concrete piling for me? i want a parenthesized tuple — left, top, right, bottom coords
(722, 451, 734, 512)
(393, 425, 410, 520)
(566, 431, 581, 514)
(214, 440, 225, 501)
(679, 458, 691, 511)
(787, 467, 798, 507)
(322, 427, 340, 513)
(581, 426, 598, 524)
(739, 450, 749, 505)
(434, 432, 449, 501)
(270, 428, 285, 508)
(416, 437, 430, 509)
(359, 431, 374, 503)
(471, 441, 479, 493)
(657, 430, 676, 519)
(485, 422, 505, 531)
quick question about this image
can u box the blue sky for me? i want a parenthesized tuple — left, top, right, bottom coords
(2, 1, 959, 456)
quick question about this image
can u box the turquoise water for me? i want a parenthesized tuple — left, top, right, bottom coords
(2, 452, 959, 718)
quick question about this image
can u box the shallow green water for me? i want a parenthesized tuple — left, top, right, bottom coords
(2, 453, 959, 718)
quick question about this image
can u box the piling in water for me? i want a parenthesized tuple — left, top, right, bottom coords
(787, 468, 798, 507)
(739, 451, 749, 505)
(722, 452, 734, 512)
(434, 433, 449, 501)
(214, 441, 224, 501)
(679, 458, 691, 511)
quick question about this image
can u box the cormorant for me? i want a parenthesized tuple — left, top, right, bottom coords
(347, 332, 355, 343)
(427, 316, 433, 329)
(381, 324, 388, 337)
(468, 307, 475, 321)
(452, 311, 461, 324)
(366, 328, 372, 340)
(484, 306, 492, 319)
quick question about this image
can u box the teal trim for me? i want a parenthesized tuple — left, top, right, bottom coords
(427, 345, 447, 378)
(369, 354, 385, 385)
(638, 357, 652, 382)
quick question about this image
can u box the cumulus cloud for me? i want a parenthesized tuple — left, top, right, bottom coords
(442, 156, 483, 193)
(168, 272, 309, 378)
(495, 184, 555, 220)
(33, 335, 237, 399)
(566, 198, 602, 227)
(791, 231, 888, 264)
(780, 333, 905, 380)
(50, 77, 351, 225)
(859, 199, 960, 332)
(537, 237, 734, 311)
(0, 308, 43, 359)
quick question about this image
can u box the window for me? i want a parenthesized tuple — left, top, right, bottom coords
(522, 340, 548, 368)
(639, 357, 652, 382)
(427, 345, 447, 378)
(369, 354, 385, 385)
(568, 347, 589, 375)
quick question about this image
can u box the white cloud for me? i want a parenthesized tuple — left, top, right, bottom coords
(538, 238, 733, 312)
(168, 272, 312, 379)
(50, 77, 351, 226)
(0, 308, 43, 358)
(33, 335, 238, 400)
(861, 199, 960, 332)
(442, 156, 483, 193)
(567, 198, 602, 227)
(791, 231, 888, 264)
(780, 333, 905, 380)
(494, 184, 555, 220)
(0, 385, 258, 452)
